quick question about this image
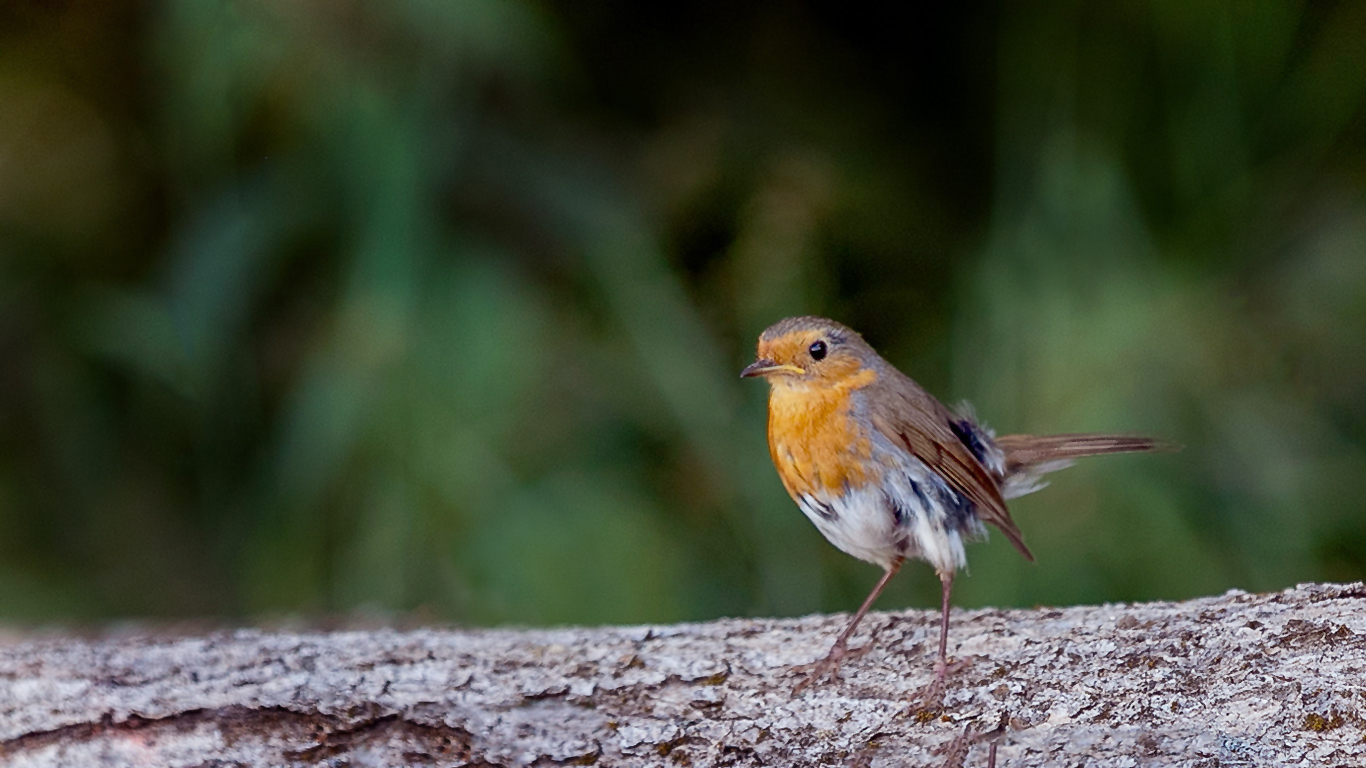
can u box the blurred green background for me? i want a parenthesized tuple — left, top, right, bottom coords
(1, 0, 1364, 627)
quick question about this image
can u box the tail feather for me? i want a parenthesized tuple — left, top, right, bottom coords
(994, 433, 1176, 499)
(996, 433, 1175, 472)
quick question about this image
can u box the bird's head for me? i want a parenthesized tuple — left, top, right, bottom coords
(741, 316, 876, 389)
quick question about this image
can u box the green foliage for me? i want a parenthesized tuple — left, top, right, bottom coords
(0, 1, 1363, 624)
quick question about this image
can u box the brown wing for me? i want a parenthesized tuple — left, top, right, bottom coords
(870, 377, 1035, 562)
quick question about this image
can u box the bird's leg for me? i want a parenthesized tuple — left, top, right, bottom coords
(936, 569, 953, 667)
(791, 557, 903, 695)
(916, 570, 969, 711)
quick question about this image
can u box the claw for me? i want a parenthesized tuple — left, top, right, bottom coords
(789, 641, 874, 695)
(911, 655, 971, 715)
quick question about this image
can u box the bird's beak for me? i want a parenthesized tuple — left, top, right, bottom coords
(740, 358, 805, 378)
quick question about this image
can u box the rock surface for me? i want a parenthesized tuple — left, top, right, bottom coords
(2, 583, 1364, 767)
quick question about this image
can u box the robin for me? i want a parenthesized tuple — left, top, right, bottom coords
(741, 316, 1169, 700)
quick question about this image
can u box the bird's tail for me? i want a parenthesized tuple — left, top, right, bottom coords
(993, 433, 1175, 499)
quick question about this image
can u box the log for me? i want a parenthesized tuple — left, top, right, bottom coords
(2, 583, 1364, 767)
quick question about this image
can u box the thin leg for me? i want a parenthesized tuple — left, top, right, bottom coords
(791, 557, 903, 694)
(829, 558, 903, 654)
(937, 569, 953, 666)
(916, 570, 967, 712)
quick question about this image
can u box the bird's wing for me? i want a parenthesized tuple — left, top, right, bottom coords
(871, 382, 1035, 562)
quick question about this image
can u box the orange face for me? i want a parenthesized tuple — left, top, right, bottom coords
(743, 319, 881, 498)
(741, 325, 871, 391)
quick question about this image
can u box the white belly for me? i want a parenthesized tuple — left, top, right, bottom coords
(795, 459, 986, 575)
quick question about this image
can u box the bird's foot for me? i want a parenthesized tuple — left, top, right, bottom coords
(910, 656, 971, 717)
(789, 641, 873, 695)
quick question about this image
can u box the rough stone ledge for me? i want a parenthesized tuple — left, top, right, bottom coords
(2, 582, 1365, 767)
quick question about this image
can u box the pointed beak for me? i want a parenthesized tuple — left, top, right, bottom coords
(740, 358, 805, 378)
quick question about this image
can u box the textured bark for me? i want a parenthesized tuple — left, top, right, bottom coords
(2, 583, 1365, 767)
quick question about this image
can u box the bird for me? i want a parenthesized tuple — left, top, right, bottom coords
(741, 315, 1170, 702)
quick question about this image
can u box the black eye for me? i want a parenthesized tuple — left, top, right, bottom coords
(809, 340, 828, 360)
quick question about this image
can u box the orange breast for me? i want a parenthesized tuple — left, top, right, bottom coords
(766, 370, 878, 500)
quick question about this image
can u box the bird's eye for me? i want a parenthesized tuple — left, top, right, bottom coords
(809, 340, 828, 360)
